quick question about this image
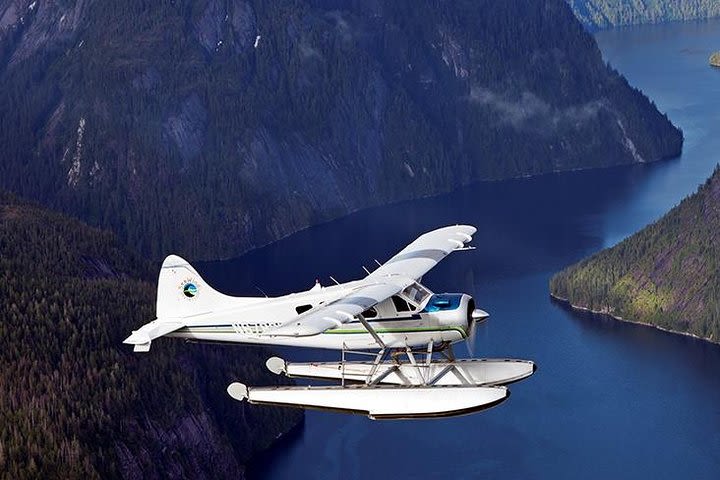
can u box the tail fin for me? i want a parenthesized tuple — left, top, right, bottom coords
(157, 254, 232, 318)
(124, 255, 227, 352)
(124, 255, 262, 352)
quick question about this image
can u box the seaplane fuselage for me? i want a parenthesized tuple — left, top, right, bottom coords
(163, 279, 483, 350)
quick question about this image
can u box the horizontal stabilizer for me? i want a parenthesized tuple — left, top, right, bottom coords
(133, 342, 151, 353)
(123, 320, 184, 352)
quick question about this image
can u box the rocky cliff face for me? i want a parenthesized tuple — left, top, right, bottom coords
(0, 0, 682, 259)
(113, 412, 245, 479)
(567, 0, 720, 29)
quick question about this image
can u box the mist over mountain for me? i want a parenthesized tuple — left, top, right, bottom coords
(567, 0, 720, 29)
(0, 0, 682, 259)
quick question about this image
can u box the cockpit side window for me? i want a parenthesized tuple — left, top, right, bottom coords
(402, 283, 431, 306)
(391, 296, 411, 312)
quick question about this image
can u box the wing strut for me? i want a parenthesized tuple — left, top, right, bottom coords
(355, 313, 386, 350)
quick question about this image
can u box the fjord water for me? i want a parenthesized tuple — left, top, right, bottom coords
(201, 20, 720, 479)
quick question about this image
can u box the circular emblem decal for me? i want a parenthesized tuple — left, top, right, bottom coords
(183, 282, 198, 298)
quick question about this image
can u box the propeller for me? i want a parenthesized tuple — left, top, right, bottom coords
(466, 301, 489, 357)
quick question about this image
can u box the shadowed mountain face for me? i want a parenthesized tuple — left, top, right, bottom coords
(0, 191, 302, 479)
(567, 0, 720, 29)
(550, 167, 720, 343)
(0, 0, 681, 259)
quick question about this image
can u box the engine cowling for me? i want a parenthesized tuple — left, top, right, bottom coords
(422, 294, 489, 336)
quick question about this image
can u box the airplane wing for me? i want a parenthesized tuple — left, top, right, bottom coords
(368, 224, 476, 281)
(265, 225, 476, 337)
(264, 281, 410, 337)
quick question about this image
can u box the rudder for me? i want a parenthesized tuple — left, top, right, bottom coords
(156, 255, 228, 318)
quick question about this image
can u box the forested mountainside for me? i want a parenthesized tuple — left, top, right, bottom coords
(0, 0, 682, 260)
(550, 167, 720, 343)
(567, 0, 720, 29)
(0, 192, 302, 479)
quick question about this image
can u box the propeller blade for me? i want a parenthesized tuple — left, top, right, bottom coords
(467, 308, 489, 356)
(467, 317, 478, 356)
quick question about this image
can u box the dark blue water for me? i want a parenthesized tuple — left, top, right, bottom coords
(200, 19, 720, 480)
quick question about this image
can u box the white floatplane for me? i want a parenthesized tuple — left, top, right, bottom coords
(124, 225, 535, 419)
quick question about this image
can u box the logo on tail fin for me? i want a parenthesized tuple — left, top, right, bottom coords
(182, 281, 198, 298)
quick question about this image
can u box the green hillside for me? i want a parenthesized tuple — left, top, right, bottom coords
(568, 0, 720, 29)
(550, 167, 720, 342)
(0, 192, 301, 479)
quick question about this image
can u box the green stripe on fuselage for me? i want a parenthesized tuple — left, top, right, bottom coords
(178, 325, 468, 338)
(323, 326, 468, 337)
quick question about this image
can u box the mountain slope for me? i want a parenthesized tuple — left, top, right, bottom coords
(567, 0, 720, 29)
(550, 167, 720, 343)
(0, 0, 682, 260)
(0, 192, 302, 479)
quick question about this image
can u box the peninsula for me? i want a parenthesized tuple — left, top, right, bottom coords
(550, 167, 720, 344)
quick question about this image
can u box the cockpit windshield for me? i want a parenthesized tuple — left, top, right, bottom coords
(402, 282, 431, 307)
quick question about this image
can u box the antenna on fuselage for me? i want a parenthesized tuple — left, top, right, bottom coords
(374, 259, 382, 267)
(254, 286, 269, 298)
(362, 265, 371, 275)
(329, 276, 340, 285)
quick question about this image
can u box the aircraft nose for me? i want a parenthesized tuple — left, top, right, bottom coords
(471, 308, 490, 322)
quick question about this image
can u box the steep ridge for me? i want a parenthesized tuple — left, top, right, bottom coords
(0, 0, 682, 259)
(550, 167, 720, 343)
(0, 192, 302, 479)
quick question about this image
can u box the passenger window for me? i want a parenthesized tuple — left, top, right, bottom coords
(362, 307, 378, 318)
(295, 304, 312, 314)
(391, 296, 410, 312)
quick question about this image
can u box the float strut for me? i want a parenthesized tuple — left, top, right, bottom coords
(356, 314, 386, 350)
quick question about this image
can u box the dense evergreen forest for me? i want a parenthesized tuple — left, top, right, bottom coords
(550, 167, 720, 343)
(567, 0, 720, 29)
(0, 0, 682, 260)
(0, 192, 301, 479)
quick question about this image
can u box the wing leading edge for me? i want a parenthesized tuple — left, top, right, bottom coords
(368, 225, 476, 281)
(265, 225, 476, 337)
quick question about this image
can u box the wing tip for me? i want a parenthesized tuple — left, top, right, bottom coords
(454, 224, 477, 235)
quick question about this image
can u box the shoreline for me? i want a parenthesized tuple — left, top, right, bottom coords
(549, 292, 718, 346)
